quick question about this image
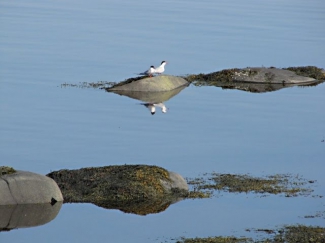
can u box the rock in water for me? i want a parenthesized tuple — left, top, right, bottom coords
(0, 169, 63, 205)
(107, 75, 189, 92)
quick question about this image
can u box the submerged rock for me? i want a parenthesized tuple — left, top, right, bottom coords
(106, 75, 189, 92)
(47, 165, 188, 215)
(0, 167, 63, 205)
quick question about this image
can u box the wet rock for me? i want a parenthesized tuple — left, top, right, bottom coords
(47, 165, 189, 215)
(0, 168, 63, 205)
(106, 75, 189, 92)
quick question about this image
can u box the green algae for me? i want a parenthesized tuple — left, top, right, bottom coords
(174, 225, 325, 243)
(61, 81, 116, 89)
(187, 173, 314, 198)
(176, 236, 252, 243)
(0, 166, 16, 176)
(105, 76, 145, 90)
(262, 225, 325, 243)
(185, 68, 242, 85)
(187, 191, 212, 199)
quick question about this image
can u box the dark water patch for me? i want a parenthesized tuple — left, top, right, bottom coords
(186, 173, 316, 198)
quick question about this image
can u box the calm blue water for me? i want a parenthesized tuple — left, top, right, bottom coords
(1, 0, 325, 242)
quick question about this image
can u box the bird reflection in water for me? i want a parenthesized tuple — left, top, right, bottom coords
(142, 103, 168, 115)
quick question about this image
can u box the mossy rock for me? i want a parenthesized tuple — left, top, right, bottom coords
(47, 165, 188, 215)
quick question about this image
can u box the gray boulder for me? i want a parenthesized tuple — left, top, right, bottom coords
(0, 170, 63, 205)
(161, 171, 188, 191)
(107, 75, 189, 92)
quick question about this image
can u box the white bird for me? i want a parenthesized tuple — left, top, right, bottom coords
(137, 65, 156, 77)
(154, 61, 167, 74)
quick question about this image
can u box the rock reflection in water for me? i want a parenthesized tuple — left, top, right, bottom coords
(0, 202, 62, 232)
(89, 195, 182, 216)
(203, 80, 325, 93)
(108, 84, 188, 115)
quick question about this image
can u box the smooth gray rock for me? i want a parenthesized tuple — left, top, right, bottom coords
(160, 171, 189, 191)
(0, 171, 63, 205)
(107, 75, 189, 92)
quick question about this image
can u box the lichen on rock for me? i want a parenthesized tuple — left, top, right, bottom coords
(0, 166, 16, 176)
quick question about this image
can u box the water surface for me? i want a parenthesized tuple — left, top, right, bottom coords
(1, 0, 324, 242)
